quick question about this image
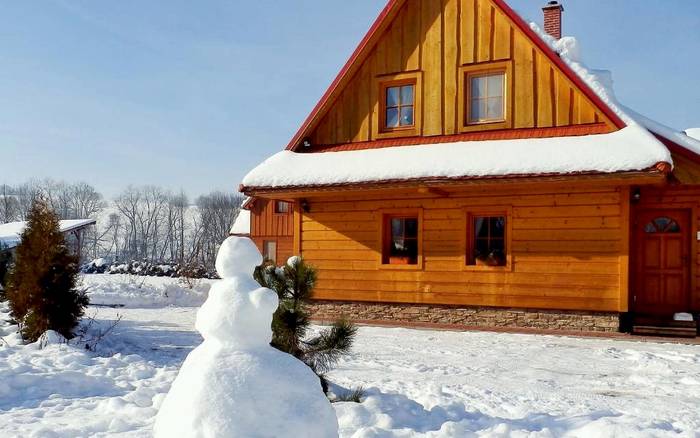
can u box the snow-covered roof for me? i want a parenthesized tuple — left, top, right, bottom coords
(528, 23, 700, 158)
(686, 128, 700, 142)
(230, 210, 250, 235)
(242, 126, 668, 189)
(0, 219, 96, 250)
(241, 10, 691, 192)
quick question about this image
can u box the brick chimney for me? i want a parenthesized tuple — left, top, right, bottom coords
(542, 1, 564, 40)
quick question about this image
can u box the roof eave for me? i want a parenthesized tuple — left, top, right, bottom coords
(241, 165, 670, 198)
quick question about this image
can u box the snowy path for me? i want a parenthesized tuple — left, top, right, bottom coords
(1, 305, 700, 437)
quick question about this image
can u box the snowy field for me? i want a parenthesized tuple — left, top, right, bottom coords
(1, 277, 700, 437)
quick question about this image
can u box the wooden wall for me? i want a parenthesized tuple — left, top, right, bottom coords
(250, 199, 295, 264)
(299, 185, 628, 312)
(309, 0, 611, 147)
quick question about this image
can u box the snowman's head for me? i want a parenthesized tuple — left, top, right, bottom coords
(216, 237, 263, 279)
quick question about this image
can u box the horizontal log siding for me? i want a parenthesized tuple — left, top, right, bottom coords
(301, 186, 626, 312)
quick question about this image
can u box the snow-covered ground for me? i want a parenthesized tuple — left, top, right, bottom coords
(1, 276, 700, 437)
(81, 274, 213, 308)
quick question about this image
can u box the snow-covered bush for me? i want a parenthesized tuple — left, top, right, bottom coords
(82, 259, 217, 279)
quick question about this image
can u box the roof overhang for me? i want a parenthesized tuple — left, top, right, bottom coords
(242, 166, 669, 200)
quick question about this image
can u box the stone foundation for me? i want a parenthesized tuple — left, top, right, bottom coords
(308, 301, 620, 332)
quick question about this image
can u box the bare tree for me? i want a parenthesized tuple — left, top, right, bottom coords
(163, 191, 189, 262)
(114, 186, 142, 260)
(5, 179, 245, 271)
(0, 184, 20, 223)
(15, 180, 43, 220)
(194, 191, 243, 266)
(68, 182, 105, 219)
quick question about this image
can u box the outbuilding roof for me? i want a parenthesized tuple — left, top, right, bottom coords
(0, 219, 96, 250)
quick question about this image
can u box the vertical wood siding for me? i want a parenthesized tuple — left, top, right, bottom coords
(310, 0, 611, 146)
(250, 200, 296, 264)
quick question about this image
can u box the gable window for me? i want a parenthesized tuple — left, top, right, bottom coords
(274, 201, 291, 214)
(382, 215, 419, 265)
(263, 240, 277, 264)
(459, 61, 512, 132)
(384, 83, 414, 129)
(468, 73, 505, 124)
(375, 73, 421, 139)
(468, 215, 507, 267)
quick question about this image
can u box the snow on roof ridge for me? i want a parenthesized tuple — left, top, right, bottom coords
(528, 23, 637, 127)
(685, 128, 700, 142)
(527, 23, 698, 159)
(625, 107, 700, 156)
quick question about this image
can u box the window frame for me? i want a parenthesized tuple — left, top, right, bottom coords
(374, 72, 422, 140)
(378, 208, 423, 270)
(458, 61, 513, 133)
(263, 240, 278, 264)
(462, 207, 512, 272)
(381, 81, 416, 131)
(274, 200, 292, 215)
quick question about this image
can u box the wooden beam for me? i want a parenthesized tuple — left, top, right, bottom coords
(417, 186, 449, 197)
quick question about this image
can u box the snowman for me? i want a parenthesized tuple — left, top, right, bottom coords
(153, 237, 339, 438)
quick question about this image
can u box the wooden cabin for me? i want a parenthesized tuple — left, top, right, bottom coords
(239, 0, 700, 336)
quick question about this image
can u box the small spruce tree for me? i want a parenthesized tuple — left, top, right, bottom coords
(5, 198, 88, 342)
(255, 256, 357, 394)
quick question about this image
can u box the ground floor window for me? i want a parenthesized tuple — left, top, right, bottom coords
(468, 214, 507, 267)
(383, 215, 419, 265)
(274, 201, 291, 214)
(263, 240, 277, 264)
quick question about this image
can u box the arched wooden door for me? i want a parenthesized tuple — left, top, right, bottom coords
(633, 209, 691, 316)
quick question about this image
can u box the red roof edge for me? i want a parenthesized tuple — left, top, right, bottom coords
(491, 0, 626, 130)
(285, 0, 404, 151)
(652, 133, 700, 165)
(285, 0, 626, 153)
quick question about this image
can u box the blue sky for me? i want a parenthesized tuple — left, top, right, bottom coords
(1, 0, 698, 198)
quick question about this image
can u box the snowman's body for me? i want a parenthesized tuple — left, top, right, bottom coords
(153, 238, 339, 438)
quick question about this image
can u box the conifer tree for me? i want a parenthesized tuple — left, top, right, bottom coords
(5, 198, 88, 342)
(255, 256, 356, 393)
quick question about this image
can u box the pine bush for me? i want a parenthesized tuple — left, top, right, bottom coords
(255, 256, 357, 394)
(5, 198, 88, 342)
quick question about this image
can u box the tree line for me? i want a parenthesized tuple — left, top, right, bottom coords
(1, 180, 243, 269)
